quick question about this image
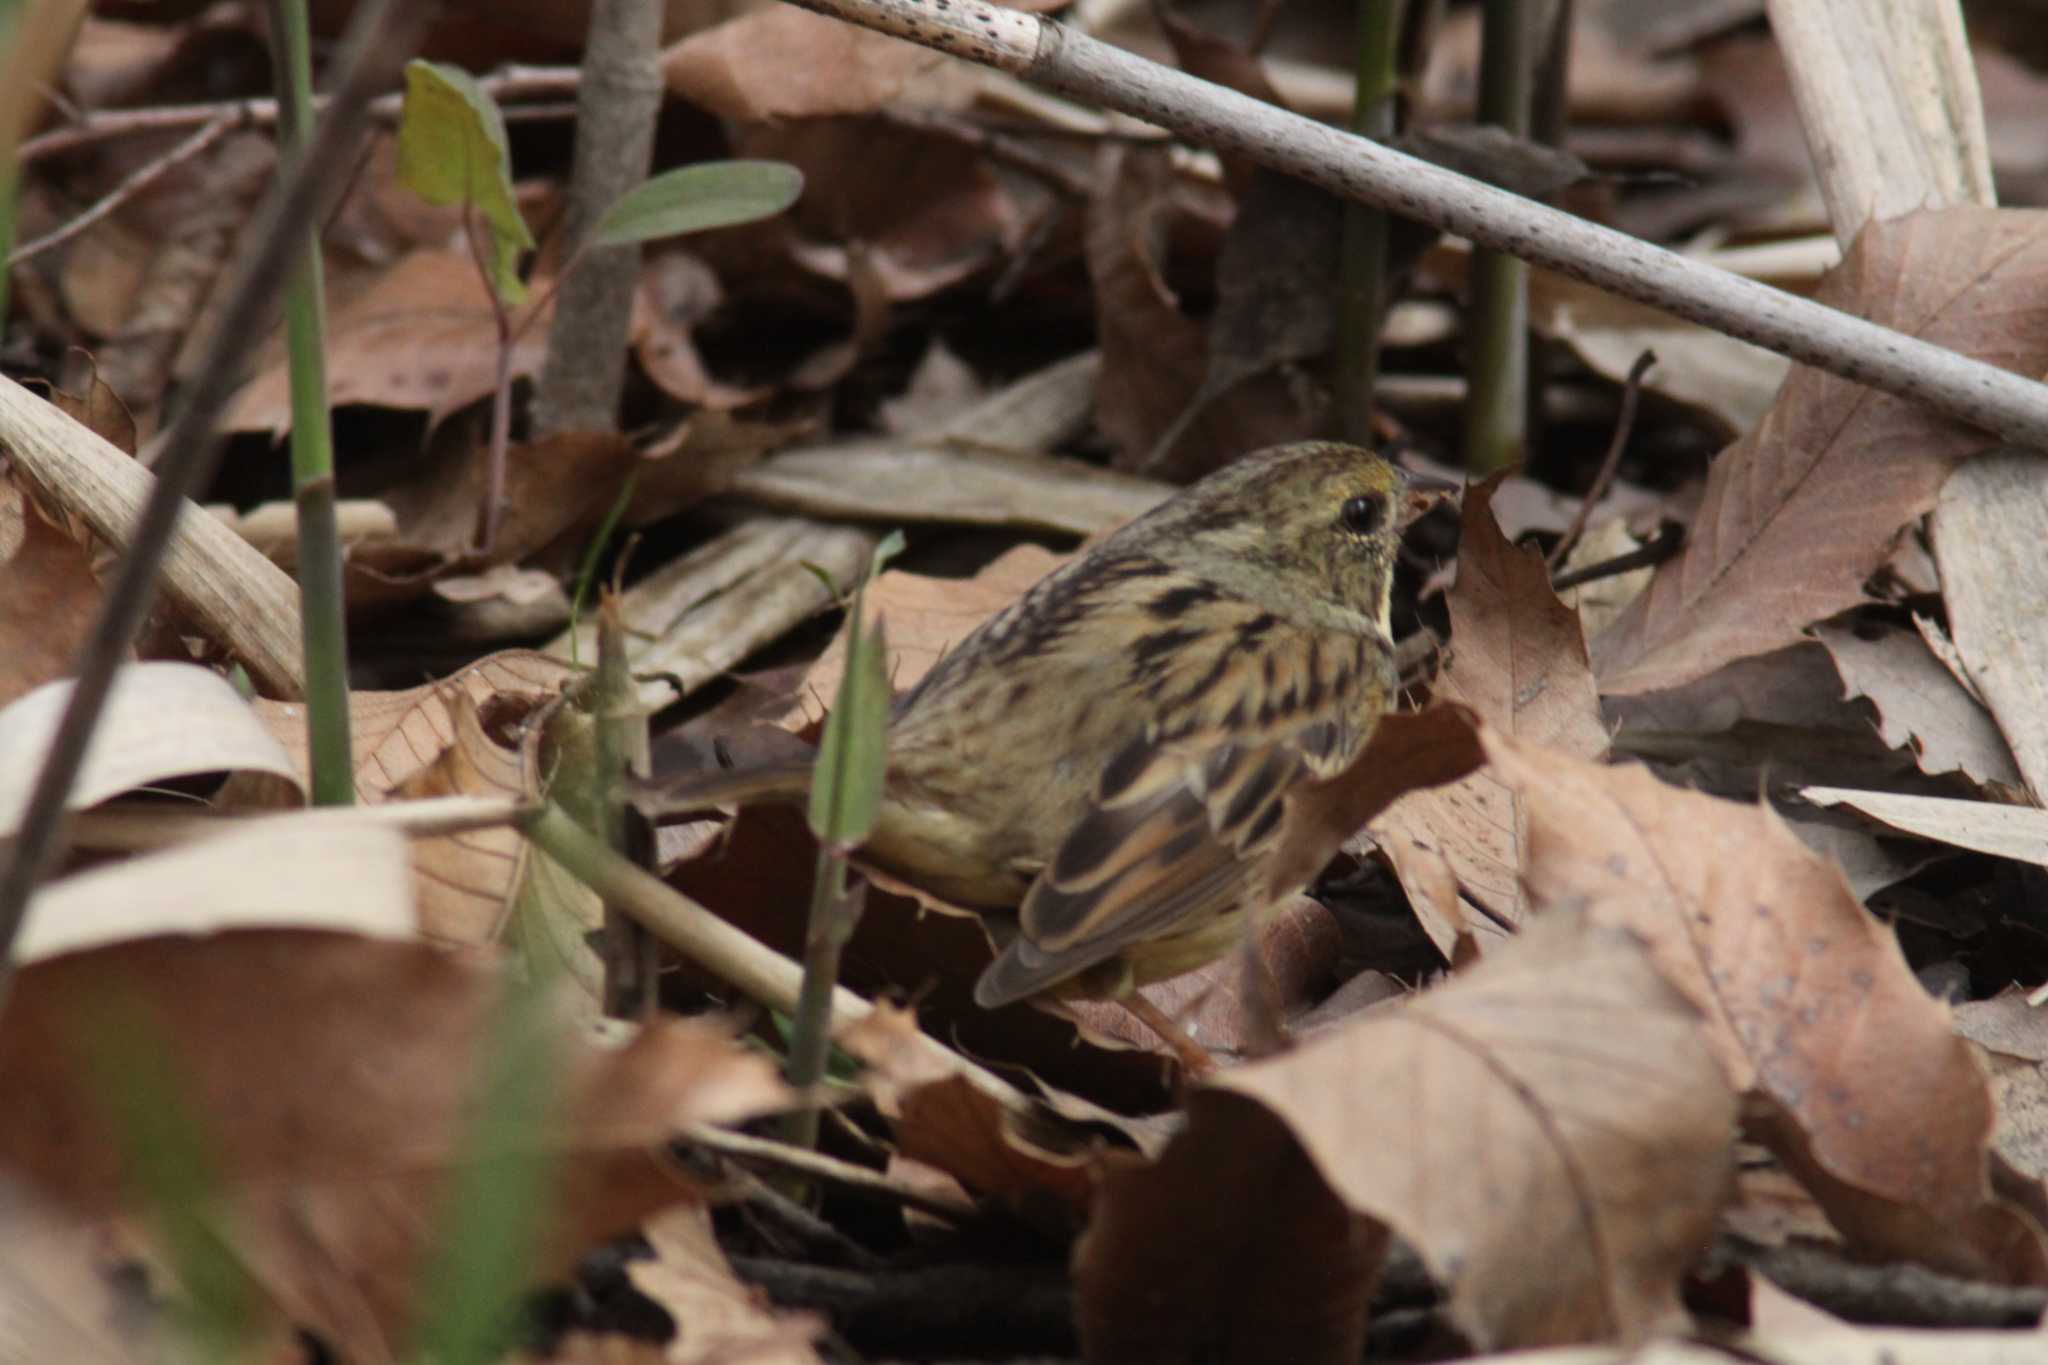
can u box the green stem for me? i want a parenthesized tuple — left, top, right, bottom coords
(1333, 0, 1406, 445)
(783, 844, 850, 1151)
(1463, 0, 1532, 474)
(268, 0, 354, 805)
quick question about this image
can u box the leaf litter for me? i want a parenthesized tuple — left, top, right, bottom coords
(15, 5, 2048, 1363)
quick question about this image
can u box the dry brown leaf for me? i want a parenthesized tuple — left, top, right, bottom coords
(0, 1176, 167, 1365)
(791, 543, 1065, 721)
(666, 805, 1178, 1111)
(253, 649, 574, 797)
(0, 471, 100, 706)
(1530, 265, 1791, 437)
(743, 117, 1020, 305)
(1594, 207, 2048, 695)
(48, 356, 138, 457)
(0, 662, 302, 837)
(1604, 642, 1919, 797)
(1484, 730, 2048, 1283)
(1087, 144, 1303, 477)
(842, 1006, 1098, 1225)
(661, 6, 974, 120)
(1812, 620, 2023, 792)
(1079, 909, 1734, 1357)
(0, 931, 787, 1360)
(1057, 894, 1343, 1063)
(1934, 451, 2048, 802)
(225, 249, 552, 434)
(628, 1203, 823, 1365)
(1802, 787, 2048, 870)
(634, 249, 766, 409)
(379, 428, 642, 567)
(256, 651, 576, 950)
(1955, 992, 2048, 1193)
(1371, 476, 1605, 947)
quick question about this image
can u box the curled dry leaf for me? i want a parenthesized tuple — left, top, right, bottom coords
(0, 931, 788, 1361)
(1484, 729, 2048, 1284)
(1088, 143, 1303, 478)
(1594, 207, 2048, 696)
(1370, 475, 1605, 951)
(256, 650, 577, 950)
(0, 662, 302, 838)
(17, 816, 413, 964)
(1077, 908, 1735, 1358)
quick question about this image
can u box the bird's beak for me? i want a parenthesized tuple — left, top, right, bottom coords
(1396, 466, 1463, 523)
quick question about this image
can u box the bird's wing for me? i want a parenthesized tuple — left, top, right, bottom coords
(975, 603, 1389, 1006)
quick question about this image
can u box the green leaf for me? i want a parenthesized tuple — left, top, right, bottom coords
(808, 611, 891, 849)
(396, 60, 535, 306)
(590, 160, 804, 248)
(868, 527, 907, 577)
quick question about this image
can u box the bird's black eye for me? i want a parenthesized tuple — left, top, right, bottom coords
(1339, 495, 1385, 536)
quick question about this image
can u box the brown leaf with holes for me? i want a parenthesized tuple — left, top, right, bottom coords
(254, 651, 576, 949)
(1078, 908, 1734, 1358)
(1593, 207, 2048, 695)
(1369, 475, 1605, 951)
(1484, 729, 2048, 1284)
(0, 932, 788, 1362)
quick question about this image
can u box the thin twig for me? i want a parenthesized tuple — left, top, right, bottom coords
(1548, 522, 1683, 592)
(8, 114, 236, 266)
(1547, 347, 1656, 569)
(18, 64, 582, 164)
(683, 1124, 977, 1222)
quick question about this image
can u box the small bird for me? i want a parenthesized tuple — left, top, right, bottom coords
(643, 442, 1431, 1040)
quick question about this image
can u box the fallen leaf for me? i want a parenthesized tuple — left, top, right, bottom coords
(225, 248, 553, 434)
(1087, 143, 1303, 477)
(662, 6, 976, 121)
(1078, 908, 1735, 1357)
(628, 1203, 823, 1365)
(17, 815, 413, 964)
(1934, 450, 2048, 802)
(0, 662, 302, 837)
(1371, 475, 1605, 948)
(1812, 620, 2023, 792)
(1594, 207, 2048, 695)
(1486, 730, 2048, 1283)
(0, 932, 787, 1360)
(0, 471, 100, 706)
(1802, 787, 2048, 869)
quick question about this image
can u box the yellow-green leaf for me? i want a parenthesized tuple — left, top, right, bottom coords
(396, 60, 534, 306)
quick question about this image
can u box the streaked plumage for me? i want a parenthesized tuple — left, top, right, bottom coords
(642, 442, 1420, 1016)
